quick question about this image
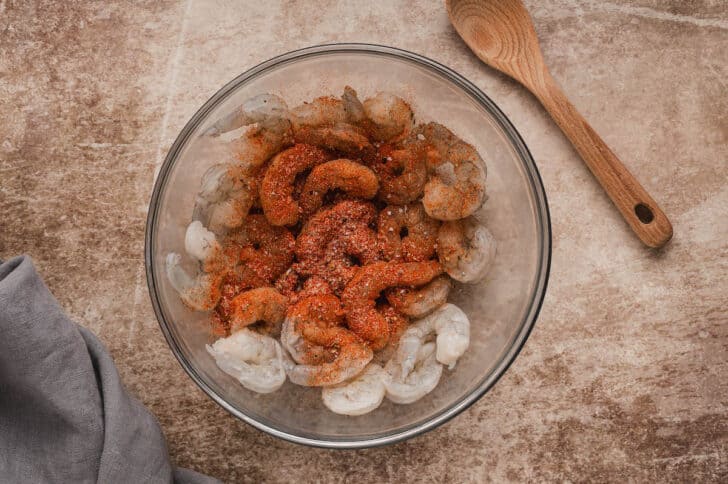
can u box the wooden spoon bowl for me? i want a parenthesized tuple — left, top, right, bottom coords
(447, 0, 672, 248)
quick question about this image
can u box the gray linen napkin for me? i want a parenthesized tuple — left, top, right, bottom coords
(0, 256, 220, 484)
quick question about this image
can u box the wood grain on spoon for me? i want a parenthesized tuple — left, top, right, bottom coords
(446, 0, 673, 248)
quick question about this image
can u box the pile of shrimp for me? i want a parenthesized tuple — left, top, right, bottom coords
(166, 87, 497, 416)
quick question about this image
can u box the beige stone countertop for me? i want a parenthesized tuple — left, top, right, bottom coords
(1, 1, 726, 482)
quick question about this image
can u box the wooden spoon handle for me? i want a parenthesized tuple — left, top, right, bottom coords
(531, 72, 673, 248)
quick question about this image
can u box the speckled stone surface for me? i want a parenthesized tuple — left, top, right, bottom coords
(1, 1, 726, 482)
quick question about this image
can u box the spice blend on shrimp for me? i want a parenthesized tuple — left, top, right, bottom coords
(166, 87, 495, 414)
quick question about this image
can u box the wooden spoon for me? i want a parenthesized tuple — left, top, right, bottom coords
(446, 0, 672, 248)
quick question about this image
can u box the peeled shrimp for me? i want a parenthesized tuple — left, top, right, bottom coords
(362, 92, 414, 142)
(260, 144, 331, 226)
(299, 159, 379, 217)
(371, 144, 427, 205)
(206, 328, 291, 394)
(291, 90, 371, 152)
(184, 220, 221, 266)
(165, 253, 222, 311)
(321, 363, 387, 416)
(227, 287, 288, 336)
(384, 342, 442, 404)
(205, 93, 293, 170)
(281, 295, 373, 386)
(386, 275, 451, 318)
(225, 214, 295, 283)
(437, 217, 497, 283)
(295, 200, 381, 293)
(193, 163, 256, 234)
(294, 123, 371, 154)
(204, 93, 290, 137)
(290, 95, 348, 130)
(341, 261, 443, 350)
(341, 86, 367, 124)
(233, 117, 293, 169)
(382, 303, 470, 403)
(406, 303, 470, 369)
(416, 122, 487, 221)
(377, 203, 439, 262)
(165, 221, 226, 311)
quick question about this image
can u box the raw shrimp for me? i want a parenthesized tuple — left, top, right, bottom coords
(290, 87, 367, 130)
(386, 275, 451, 318)
(299, 159, 379, 217)
(193, 163, 257, 234)
(205, 94, 293, 171)
(384, 342, 442, 404)
(279, 294, 345, 367)
(321, 363, 387, 416)
(184, 220, 222, 267)
(295, 200, 381, 293)
(371, 145, 427, 205)
(341, 261, 443, 350)
(380, 304, 410, 344)
(341, 86, 367, 124)
(275, 268, 334, 305)
(227, 287, 288, 336)
(362, 92, 415, 142)
(212, 267, 269, 336)
(166, 221, 227, 311)
(373, 304, 411, 365)
(417, 122, 487, 221)
(165, 253, 222, 311)
(206, 328, 291, 394)
(290, 95, 348, 130)
(260, 144, 331, 226)
(204, 93, 290, 137)
(412, 122, 457, 167)
(294, 123, 371, 154)
(405, 303, 470, 369)
(281, 295, 373, 386)
(225, 214, 295, 283)
(232, 117, 293, 169)
(377, 203, 439, 262)
(185, 221, 220, 263)
(437, 217, 497, 283)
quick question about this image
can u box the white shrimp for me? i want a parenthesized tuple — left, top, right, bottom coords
(204, 93, 290, 137)
(290, 95, 348, 131)
(362, 92, 414, 142)
(417, 122, 487, 221)
(232, 115, 292, 169)
(184, 220, 221, 263)
(193, 163, 256, 234)
(204, 93, 293, 170)
(341, 85, 366, 123)
(386, 275, 451, 318)
(294, 122, 371, 153)
(206, 328, 292, 394)
(280, 295, 373, 387)
(384, 342, 442, 404)
(280, 318, 373, 387)
(437, 217, 497, 283)
(227, 287, 288, 336)
(406, 303, 471, 369)
(165, 253, 220, 311)
(291, 88, 371, 153)
(165, 221, 226, 311)
(321, 363, 387, 416)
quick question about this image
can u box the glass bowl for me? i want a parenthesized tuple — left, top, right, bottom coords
(145, 44, 550, 448)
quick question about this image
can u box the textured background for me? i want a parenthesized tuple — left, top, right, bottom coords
(1, 0, 726, 482)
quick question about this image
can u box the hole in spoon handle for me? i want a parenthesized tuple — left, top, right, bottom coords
(634, 203, 654, 224)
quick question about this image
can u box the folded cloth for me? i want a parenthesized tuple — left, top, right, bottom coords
(0, 256, 220, 484)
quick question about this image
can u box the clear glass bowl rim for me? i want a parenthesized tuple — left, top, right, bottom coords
(145, 43, 552, 449)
